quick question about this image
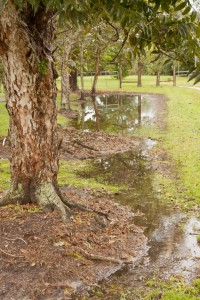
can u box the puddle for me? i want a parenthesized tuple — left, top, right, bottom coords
(78, 148, 200, 295)
(68, 93, 199, 294)
(68, 94, 165, 133)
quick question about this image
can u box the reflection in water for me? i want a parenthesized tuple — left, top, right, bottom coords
(76, 142, 170, 240)
(76, 143, 200, 285)
(69, 94, 158, 133)
(138, 95, 142, 127)
(68, 93, 198, 292)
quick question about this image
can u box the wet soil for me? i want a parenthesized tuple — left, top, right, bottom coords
(0, 95, 148, 300)
(0, 189, 147, 300)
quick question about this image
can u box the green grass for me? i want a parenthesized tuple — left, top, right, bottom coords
(58, 159, 125, 193)
(82, 277, 200, 299)
(76, 74, 198, 93)
(0, 159, 10, 190)
(137, 277, 200, 300)
(0, 102, 9, 136)
(0, 159, 125, 193)
(163, 87, 200, 205)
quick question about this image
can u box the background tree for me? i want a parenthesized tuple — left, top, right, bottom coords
(56, 26, 82, 109)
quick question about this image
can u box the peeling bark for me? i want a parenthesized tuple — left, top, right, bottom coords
(0, 1, 70, 221)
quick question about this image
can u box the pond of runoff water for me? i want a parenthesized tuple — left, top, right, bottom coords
(68, 94, 200, 293)
(69, 94, 165, 134)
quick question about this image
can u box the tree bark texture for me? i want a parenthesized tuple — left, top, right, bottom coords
(0, 1, 70, 221)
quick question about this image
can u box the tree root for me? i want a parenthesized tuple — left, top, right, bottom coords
(0, 182, 73, 223)
(0, 248, 24, 259)
(80, 250, 135, 265)
(0, 181, 110, 224)
(61, 197, 109, 219)
(0, 184, 29, 207)
(34, 182, 72, 223)
(73, 140, 98, 151)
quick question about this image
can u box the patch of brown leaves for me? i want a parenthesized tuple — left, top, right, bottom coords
(0, 188, 147, 300)
(59, 127, 138, 160)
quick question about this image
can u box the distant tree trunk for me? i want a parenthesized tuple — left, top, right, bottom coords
(118, 63, 122, 89)
(91, 48, 101, 94)
(137, 58, 142, 87)
(80, 44, 85, 100)
(0, 1, 70, 221)
(61, 51, 71, 110)
(173, 64, 176, 86)
(81, 102, 86, 129)
(156, 70, 160, 86)
(69, 68, 79, 91)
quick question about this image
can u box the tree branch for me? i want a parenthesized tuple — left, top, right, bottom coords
(106, 21, 119, 42)
(110, 30, 130, 63)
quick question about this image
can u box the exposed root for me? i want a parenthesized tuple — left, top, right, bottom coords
(0, 182, 73, 223)
(0, 248, 24, 259)
(61, 196, 109, 219)
(0, 184, 29, 207)
(80, 249, 123, 264)
(73, 140, 98, 151)
(33, 182, 72, 223)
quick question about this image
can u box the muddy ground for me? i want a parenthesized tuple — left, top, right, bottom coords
(0, 126, 147, 299)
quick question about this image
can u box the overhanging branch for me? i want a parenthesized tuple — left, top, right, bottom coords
(110, 30, 130, 63)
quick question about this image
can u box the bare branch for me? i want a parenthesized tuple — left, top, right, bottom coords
(110, 31, 130, 63)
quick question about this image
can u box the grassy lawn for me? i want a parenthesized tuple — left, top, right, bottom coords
(0, 102, 9, 136)
(135, 277, 200, 300)
(76, 74, 198, 92)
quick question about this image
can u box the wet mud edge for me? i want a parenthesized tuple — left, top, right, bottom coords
(0, 130, 147, 300)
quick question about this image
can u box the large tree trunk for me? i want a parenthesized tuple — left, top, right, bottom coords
(0, 1, 70, 221)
